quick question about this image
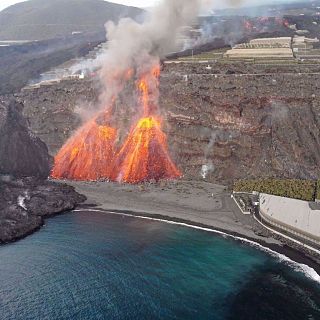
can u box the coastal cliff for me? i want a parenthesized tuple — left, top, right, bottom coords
(0, 177, 86, 243)
(0, 97, 86, 243)
(0, 98, 52, 178)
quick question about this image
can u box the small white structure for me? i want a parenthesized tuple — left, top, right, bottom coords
(292, 36, 319, 53)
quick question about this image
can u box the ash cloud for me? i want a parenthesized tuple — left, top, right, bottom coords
(73, 0, 272, 87)
(76, 0, 290, 115)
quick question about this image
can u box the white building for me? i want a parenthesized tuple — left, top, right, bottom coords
(292, 36, 319, 53)
(224, 37, 294, 60)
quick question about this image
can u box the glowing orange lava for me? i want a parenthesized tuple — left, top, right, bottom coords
(109, 64, 181, 183)
(110, 116, 181, 183)
(137, 65, 160, 116)
(51, 63, 181, 183)
(51, 114, 116, 181)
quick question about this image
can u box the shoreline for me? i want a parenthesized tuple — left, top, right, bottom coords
(75, 206, 320, 279)
(2, 178, 320, 279)
(0, 178, 86, 245)
(68, 179, 320, 276)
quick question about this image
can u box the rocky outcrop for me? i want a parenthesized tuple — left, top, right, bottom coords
(0, 97, 52, 178)
(0, 97, 87, 243)
(21, 80, 98, 155)
(0, 176, 86, 243)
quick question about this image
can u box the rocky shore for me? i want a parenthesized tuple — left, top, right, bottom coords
(0, 176, 86, 244)
(0, 96, 86, 243)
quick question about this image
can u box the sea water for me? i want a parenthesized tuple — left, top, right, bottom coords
(0, 211, 319, 320)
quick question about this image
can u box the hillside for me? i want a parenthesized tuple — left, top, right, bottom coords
(15, 62, 320, 185)
(0, 32, 105, 95)
(0, 0, 144, 40)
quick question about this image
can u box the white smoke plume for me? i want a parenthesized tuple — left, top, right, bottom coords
(201, 131, 217, 179)
(201, 162, 215, 179)
(98, 0, 213, 107)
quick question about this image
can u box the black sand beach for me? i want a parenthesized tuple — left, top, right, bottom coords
(68, 179, 320, 274)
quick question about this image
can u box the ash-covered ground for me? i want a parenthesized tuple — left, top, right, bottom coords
(17, 62, 320, 185)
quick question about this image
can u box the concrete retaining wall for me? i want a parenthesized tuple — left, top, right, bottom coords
(259, 193, 320, 246)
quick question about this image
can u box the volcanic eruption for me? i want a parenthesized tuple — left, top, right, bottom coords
(51, 0, 207, 183)
(52, 63, 181, 183)
(110, 65, 181, 183)
(51, 111, 117, 180)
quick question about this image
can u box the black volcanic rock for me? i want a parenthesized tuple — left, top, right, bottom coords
(0, 98, 87, 244)
(0, 98, 52, 178)
(0, 176, 86, 243)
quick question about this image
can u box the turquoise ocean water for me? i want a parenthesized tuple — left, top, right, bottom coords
(0, 211, 319, 320)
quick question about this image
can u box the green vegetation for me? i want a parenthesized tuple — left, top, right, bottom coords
(317, 180, 320, 201)
(234, 179, 317, 202)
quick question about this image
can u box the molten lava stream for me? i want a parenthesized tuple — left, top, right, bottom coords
(51, 117, 116, 181)
(110, 116, 181, 183)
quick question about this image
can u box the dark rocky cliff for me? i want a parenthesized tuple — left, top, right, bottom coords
(0, 176, 86, 243)
(18, 62, 320, 185)
(0, 97, 86, 243)
(0, 98, 52, 178)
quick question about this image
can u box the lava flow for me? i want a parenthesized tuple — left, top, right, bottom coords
(110, 116, 181, 183)
(51, 112, 116, 181)
(110, 65, 181, 183)
(51, 64, 181, 183)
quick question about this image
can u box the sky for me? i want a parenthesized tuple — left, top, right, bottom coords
(0, 0, 300, 12)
